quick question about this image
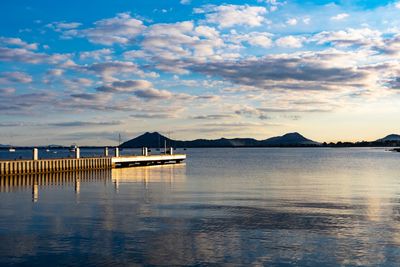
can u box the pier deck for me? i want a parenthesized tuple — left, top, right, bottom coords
(0, 154, 186, 176)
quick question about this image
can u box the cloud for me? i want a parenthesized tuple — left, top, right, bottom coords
(191, 114, 236, 120)
(0, 91, 57, 115)
(139, 22, 227, 72)
(190, 50, 370, 91)
(230, 32, 273, 48)
(276, 36, 303, 48)
(194, 5, 267, 29)
(46, 21, 82, 32)
(84, 61, 144, 82)
(0, 87, 15, 95)
(0, 71, 32, 84)
(79, 48, 113, 60)
(286, 18, 297, 26)
(133, 88, 173, 100)
(180, 0, 191, 4)
(0, 37, 38, 50)
(330, 13, 349, 21)
(0, 47, 47, 63)
(311, 28, 382, 48)
(47, 121, 122, 127)
(65, 13, 145, 45)
(96, 79, 153, 93)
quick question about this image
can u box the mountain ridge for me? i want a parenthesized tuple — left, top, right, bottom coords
(120, 132, 320, 148)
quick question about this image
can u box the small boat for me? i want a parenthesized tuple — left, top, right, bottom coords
(8, 147, 15, 152)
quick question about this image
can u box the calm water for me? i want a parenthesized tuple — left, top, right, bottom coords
(1, 148, 400, 266)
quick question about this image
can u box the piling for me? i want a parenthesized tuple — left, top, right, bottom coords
(75, 148, 80, 159)
(33, 148, 39, 160)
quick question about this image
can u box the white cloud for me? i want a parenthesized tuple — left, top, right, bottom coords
(180, 0, 191, 4)
(330, 13, 349, 21)
(230, 32, 273, 48)
(66, 13, 145, 45)
(311, 28, 382, 48)
(286, 18, 297, 26)
(79, 48, 113, 60)
(0, 37, 38, 50)
(303, 17, 311, 25)
(96, 80, 153, 93)
(276, 36, 303, 48)
(194, 5, 267, 29)
(46, 21, 82, 32)
(0, 71, 32, 84)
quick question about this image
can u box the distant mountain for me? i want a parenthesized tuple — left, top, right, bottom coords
(376, 134, 400, 142)
(261, 132, 320, 146)
(0, 144, 10, 148)
(120, 132, 320, 148)
(120, 132, 173, 148)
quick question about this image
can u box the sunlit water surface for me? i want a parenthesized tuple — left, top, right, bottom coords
(1, 148, 400, 266)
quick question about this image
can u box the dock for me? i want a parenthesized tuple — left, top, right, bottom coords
(0, 147, 186, 176)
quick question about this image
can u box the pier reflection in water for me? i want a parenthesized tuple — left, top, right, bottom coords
(1, 148, 400, 266)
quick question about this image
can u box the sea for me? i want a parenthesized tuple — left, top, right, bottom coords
(0, 147, 400, 266)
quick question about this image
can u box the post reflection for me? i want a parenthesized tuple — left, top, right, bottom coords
(0, 169, 112, 202)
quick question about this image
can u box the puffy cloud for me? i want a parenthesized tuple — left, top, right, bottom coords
(0, 47, 47, 63)
(46, 69, 64, 76)
(134, 88, 173, 100)
(65, 13, 145, 45)
(194, 5, 267, 29)
(96, 79, 153, 93)
(276, 36, 303, 48)
(79, 48, 113, 60)
(46, 21, 82, 32)
(377, 34, 400, 55)
(230, 32, 273, 48)
(139, 22, 227, 72)
(0, 91, 57, 115)
(286, 18, 297, 26)
(311, 28, 382, 48)
(0, 71, 32, 84)
(330, 13, 349, 21)
(0, 37, 38, 50)
(190, 50, 371, 91)
(84, 61, 143, 82)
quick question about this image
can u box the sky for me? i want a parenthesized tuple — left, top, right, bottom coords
(0, 0, 400, 145)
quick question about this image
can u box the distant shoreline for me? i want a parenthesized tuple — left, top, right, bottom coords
(1, 145, 400, 149)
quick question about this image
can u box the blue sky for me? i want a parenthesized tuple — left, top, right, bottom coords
(1, 0, 400, 145)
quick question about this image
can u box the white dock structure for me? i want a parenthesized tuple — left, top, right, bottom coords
(0, 147, 186, 176)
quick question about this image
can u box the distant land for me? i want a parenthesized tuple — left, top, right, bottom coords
(120, 132, 400, 148)
(1, 132, 400, 149)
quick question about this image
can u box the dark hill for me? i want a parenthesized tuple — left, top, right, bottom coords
(120, 132, 172, 148)
(120, 132, 319, 148)
(376, 134, 400, 142)
(261, 132, 320, 146)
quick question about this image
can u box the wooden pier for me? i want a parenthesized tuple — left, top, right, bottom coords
(0, 147, 186, 176)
